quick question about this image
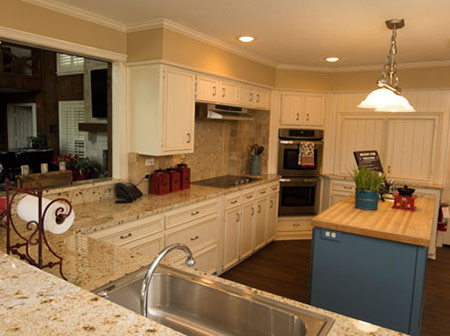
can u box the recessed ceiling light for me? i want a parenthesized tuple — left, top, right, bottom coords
(238, 36, 255, 43)
(325, 57, 340, 63)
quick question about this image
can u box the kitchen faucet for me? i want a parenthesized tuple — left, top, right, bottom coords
(140, 243, 195, 317)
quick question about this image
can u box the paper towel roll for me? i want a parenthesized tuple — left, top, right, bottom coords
(17, 195, 75, 234)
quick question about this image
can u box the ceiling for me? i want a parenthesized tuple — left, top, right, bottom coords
(32, 0, 450, 69)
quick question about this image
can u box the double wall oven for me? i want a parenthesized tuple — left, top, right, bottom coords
(278, 129, 323, 216)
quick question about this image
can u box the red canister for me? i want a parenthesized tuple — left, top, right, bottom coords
(166, 168, 181, 192)
(176, 163, 190, 190)
(149, 169, 170, 195)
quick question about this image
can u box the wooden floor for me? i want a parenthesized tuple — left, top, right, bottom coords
(221, 240, 450, 336)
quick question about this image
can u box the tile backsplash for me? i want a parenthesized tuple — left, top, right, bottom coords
(129, 109, 270, 193)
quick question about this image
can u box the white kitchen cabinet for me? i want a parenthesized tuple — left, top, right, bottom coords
(328, 179, 355, 207)
(223, 206, 241, 270)
(196, 75, 219, 102)
(130, 64, 195, 156)
(280, 92, 325, 127)
(335, 113, 440, 183)
(254, 198, 267, 250)
(238, 84, 271, 110)
(277, 216, 313, 240)
(240, 201, 256, 259)
(385, 118, 436, 181)
(255, 87, 271, 110)
(218, 80, 239, 105)
(267, 192, 279, 242)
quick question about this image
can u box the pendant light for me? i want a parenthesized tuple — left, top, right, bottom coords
(358, 19, 415, 112)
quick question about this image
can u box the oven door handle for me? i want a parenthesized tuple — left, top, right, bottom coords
(279, 140, 323, 145)
(280, 178, 319, 183)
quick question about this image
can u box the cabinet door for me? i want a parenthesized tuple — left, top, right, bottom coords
(239, 84, 255, 107)
(330, 191, 351, 207)
(267, 193, 278, 242)
(121, 233, 164, 260)
(385, 118, 436, 181)
(254, 198, 267, 250)
(219, 80, 239, 105)
(163, 67, 195, 152)
(240, 201, 256, 259)
(303, 94, 324, 126)
(196, 75, 219, 103)
(280, 92, 302, 125)
(255, 88, 271, 110)
(223, 207, 241, 270)
(337, 116, 385, 175)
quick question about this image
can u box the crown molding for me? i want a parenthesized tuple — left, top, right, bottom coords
(20, 0, 127, 32)
(0, 25, 127, 61)
(127, 18, 278, 68)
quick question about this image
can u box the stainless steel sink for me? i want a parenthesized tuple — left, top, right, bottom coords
(94, 264, 334, 336)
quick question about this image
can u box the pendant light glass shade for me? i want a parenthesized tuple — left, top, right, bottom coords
(358, 19, 415, 112)
(358, 87, 415, 112)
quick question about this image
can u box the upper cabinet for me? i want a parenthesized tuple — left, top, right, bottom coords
(130, 64, 195, 156)
(280, 92, 325, 127)
(196, 74, 270, 110)
(334, 113, 441, 183)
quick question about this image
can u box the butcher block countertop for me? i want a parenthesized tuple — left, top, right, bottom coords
(312, 195, 435, 247)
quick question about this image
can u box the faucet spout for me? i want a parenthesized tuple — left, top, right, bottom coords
(140, 243, 195, 317)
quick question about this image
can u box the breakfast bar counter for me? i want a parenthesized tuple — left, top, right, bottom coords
(310, 195, 435, 336)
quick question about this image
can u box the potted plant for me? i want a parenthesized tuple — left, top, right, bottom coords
(351, 166, 385, 210)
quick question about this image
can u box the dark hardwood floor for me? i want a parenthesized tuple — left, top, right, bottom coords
(221, 240, 450, 336)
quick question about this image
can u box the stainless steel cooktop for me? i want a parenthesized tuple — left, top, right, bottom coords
(192, 175, 260, 189)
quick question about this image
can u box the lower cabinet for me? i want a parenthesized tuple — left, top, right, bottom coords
(240, 201, 256, 259)
(223, 206, 241, 270)
(171, 244, 218, 274)
(254, 198, 267, 250)
(266, 193, 278, 242)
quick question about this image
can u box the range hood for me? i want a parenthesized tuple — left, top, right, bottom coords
(196, 103, 253, 121)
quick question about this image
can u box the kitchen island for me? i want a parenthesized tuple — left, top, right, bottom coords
(310, 195, 434, 336)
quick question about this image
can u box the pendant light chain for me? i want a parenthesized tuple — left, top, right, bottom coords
(379, 24, 400, 93)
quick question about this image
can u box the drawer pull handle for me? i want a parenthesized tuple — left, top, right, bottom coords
(293, 224, 300, 227)
(258, 205, 262, 213)
(231, 200, 238, 204)
(272, 186, 277, 191)
(191, 210, 200, 216)
(190, 236, 199, 241)
(120, 232, 132, 239)
(246, 195, 253, 199)
(260, 190, 266, 195)
(236, 213, 240, 222)
(251, 207, 255, 216)
(270, 200, 274, 208)
(343, 186, 352, 190)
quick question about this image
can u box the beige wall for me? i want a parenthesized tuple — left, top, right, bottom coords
(2, 0, 126, 55)
(127, 28, 164, 62)
(275, 69, 332, 91)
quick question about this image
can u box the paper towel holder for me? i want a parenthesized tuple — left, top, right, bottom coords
(0, 179, 72, 280)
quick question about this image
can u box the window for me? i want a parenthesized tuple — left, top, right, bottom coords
(56, 53, 84, 75)
(58, 100, 85, 156)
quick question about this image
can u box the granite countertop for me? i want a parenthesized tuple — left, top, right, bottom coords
(0, 174, 407, 335)
(73, 174, 281, 235)
(312, 195, 435, 246)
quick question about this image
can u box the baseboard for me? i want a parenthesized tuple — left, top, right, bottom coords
(275, 231, 312, 241)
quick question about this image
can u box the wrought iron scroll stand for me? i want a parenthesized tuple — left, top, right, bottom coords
(0, 180, 71, 280)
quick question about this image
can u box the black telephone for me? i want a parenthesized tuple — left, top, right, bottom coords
(115, 183, 143, 203)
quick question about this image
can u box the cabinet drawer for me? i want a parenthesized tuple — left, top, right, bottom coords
(331, 181, 355, 192)
(225, 193, 241, 209)
(242, 190, 256, 203)
(256, 186, 268, 199)
(166, 199, 218, 229)
(166, 214, 218, 259)
(120, 233, 164, 259)
(268, 182, 280, 194)
(86, 214, 163, 242)
(278, 218, 312, 232)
